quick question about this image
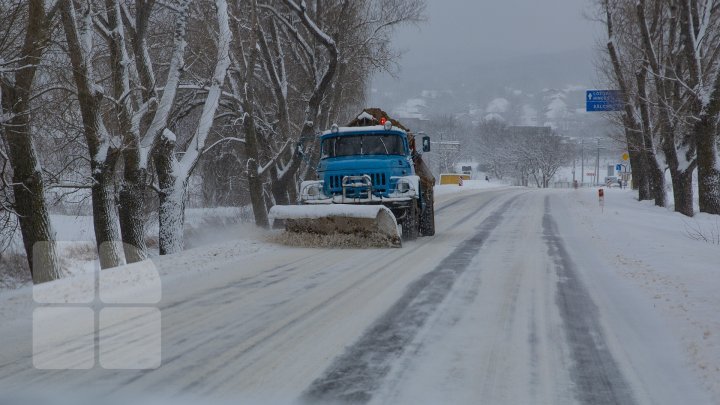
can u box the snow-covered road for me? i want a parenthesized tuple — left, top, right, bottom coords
(0, 188, 714, 404)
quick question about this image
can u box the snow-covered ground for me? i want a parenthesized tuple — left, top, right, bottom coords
(0, 186, 717, 404)
(559, 187, 720, 399)
(0, 207, 254, 289)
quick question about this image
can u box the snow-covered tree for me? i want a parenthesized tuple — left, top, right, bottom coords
(152, 0, 232, 254)
(595, 0, 720, 216)
(105, 0, 195, 260)
(474, 118, 512, 180)
(60, 0, 126, 269)
(0, 0, 61, 283)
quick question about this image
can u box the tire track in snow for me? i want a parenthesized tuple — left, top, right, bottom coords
(435, 188, 515, 215)
(542, 196, 637, 405)
(91, 191, 513, 395)
(185, 192, 518, 395)
(301, 197, 516, 403)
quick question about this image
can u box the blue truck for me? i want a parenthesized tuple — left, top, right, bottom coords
(270, 109, 435, 246)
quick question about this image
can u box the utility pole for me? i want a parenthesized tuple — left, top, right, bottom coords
(581, 139, 585, 185)
(596, 138, 601, 186)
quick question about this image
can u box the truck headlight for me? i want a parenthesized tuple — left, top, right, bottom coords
(301, 181, 325, 200)
(307, 184, 322, 197)
(396, 180, 410, 193)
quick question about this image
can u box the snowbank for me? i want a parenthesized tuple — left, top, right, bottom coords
(434, 179, 510, 196)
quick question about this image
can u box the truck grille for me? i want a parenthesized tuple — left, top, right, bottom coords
(327, 173, 388, 193)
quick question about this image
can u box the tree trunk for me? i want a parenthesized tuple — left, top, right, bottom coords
(660, 129, 695, 217)
(157, 190, 186, 256)
(636, 65, 666, 207)
(154, 137, 187, 255)
(91, 153, 125, 269)
(647, 154, 666, 207)
(248, 159, 269, 227)
(694, 65, 720, 215)
(0, 0, 60, 283)
(627, 137, 649, 198)
(2, 121, 61, 283)
(287, 174, 298, 202)
(243, 116, 270, 227)
(239, 63, 269, 226)
(696, 117, 720, 214)
(670, 168, 694, 217)
(624, 121, 649, 197)
(270, 166, 290, 206)
(118, 163, 149, 262)
(88, 163, 125, 270)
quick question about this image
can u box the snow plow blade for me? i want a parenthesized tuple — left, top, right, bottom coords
(269, 205, 402, 248)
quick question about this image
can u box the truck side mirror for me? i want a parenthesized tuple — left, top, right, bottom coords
(422, 136, 431, 153)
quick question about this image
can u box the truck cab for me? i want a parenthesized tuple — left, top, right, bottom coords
(317, 126, 416, 199)
(300, 125, 420, 203)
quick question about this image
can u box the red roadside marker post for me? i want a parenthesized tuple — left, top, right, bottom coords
(598, 188, 605, 213)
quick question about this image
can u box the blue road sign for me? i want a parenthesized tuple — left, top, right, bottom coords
(586, 90, 623, 112)
(616, 164, 622, 171)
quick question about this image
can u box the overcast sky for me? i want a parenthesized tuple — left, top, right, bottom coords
(390, 0, 601, 67)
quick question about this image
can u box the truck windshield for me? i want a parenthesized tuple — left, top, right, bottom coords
(322, 134, 404, 158)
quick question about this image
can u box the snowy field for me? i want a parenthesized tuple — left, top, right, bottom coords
(0, 186, 718, 404)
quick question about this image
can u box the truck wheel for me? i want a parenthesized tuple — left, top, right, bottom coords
(401, 200, 419, 241)
(420, 190, 435, 236)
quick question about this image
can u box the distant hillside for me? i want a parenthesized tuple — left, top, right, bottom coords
(370, 49, 610, 139)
